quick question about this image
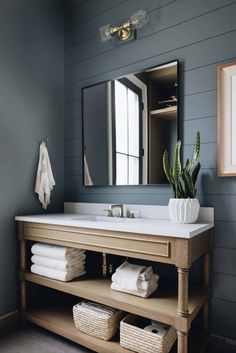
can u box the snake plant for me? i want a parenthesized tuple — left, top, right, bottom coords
(163, 131, 201, 198)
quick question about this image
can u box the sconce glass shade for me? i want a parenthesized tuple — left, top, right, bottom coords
(99, 10, 149, 42)
(99, 24, 112, 42)
(129, 10, 149, 29)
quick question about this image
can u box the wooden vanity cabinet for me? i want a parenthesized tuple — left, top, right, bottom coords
(18, 221, 212, 353)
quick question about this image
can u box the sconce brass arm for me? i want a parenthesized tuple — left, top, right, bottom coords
(109, 21, 133, 41)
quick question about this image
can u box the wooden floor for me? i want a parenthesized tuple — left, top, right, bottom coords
(0, 325, 234, 353)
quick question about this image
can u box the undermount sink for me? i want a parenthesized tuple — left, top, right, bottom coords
(71, 215, 138, 223)
(71, 215, 97, 222)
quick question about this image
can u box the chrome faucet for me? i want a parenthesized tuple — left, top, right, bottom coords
(111, 204, 124, 218)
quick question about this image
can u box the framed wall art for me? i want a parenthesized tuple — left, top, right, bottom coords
(218, 61, 236, 176)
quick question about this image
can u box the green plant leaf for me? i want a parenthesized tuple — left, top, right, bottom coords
(173, 140, 182, 184)
(163, 150, 172, 184)
(185, 158, 190, 170)
(182, 170, 190, 198)
(192, 162, 201, 186)
(169, 166, 176, 197)
(177, 179, 185, 198)
(183, 169, 195, 198)
(190, 131, 200, 169)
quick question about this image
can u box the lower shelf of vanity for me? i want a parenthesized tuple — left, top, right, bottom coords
(26, 307, 129, 353)
(24, 272, 209, 327)
(25, 306, 206, 353)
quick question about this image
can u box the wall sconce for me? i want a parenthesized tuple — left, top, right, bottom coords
(99, 10, 149, 42)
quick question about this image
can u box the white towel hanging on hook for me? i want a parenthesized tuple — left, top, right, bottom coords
(35, 141, 55, 209)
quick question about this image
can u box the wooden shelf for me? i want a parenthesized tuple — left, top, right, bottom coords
(26, 307, 130, 353)
(24, 272, 209, 328)
(26, 306, 207, 353)
(150, 106, 177, 119)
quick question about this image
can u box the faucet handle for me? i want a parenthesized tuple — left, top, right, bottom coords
(104, 209, 113, 217)
(128, 210, 141, 219)
(110, 204, 124, 218)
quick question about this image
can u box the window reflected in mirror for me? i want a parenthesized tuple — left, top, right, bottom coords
(82, 60, 179, 186)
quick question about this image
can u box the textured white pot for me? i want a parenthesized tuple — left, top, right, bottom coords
(168, 198, 200, 224)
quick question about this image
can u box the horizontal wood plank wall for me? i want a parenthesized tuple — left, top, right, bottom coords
(64, 0, 236, 340)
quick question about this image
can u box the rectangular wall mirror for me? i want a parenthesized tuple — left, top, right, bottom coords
(82, 60, 179, 186)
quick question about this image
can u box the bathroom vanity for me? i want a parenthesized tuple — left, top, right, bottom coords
(16, 204, 213, 353)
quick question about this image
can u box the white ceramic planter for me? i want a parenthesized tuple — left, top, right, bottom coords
(168, 198, 200, 224)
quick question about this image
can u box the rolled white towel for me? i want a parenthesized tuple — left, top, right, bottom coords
(112, 261, 147, 291)
(114, 262, 153, 281)
(31, 264, 86, 282)
(139, 266, 153, 281)
(112, 273, 159, 291)
(31, 243, 84, 260)
(31, 254, 86, 271)
(111, 282, 158, 298)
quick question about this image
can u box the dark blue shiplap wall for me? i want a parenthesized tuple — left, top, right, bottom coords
(0, 0, 64, 316)
(64, 0, 236, 339)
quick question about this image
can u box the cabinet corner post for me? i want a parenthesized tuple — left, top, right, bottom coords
(18, 222, 26, 326)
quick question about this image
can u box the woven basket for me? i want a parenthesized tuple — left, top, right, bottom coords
(73, 302, 125, 341)
(120, 314, 176, 353)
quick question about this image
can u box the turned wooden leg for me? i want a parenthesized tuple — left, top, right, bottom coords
(19, 223, 26, 326)
(177, 330, 188, 353)
(177, 268, 189, 317)
(20, 275, 26, 326)
(203, 251, 211, 336)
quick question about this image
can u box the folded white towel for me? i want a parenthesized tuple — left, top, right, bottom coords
(31, 264, 86, 282)
(113, 261, 147, 291)
(111, 282, 158, 298)
(78, 302, 116, 318)
(31, 243, 85, 260)
(31, 254, 86, 271)
(32, 262, 85, 275)
(112, 273, 159, 291)
(65, 263, 85, 275)
(35, 141, 55, 210)
(115, 262, 153, 280)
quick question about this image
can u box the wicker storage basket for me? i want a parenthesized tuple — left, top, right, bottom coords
(120, 314, 176, 353)
(73, 302, 125, 341)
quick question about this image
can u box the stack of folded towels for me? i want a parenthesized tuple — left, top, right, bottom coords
(111, 261, 159, 298)
(31, 243, 86, 282)
(75, 301, 117, 318)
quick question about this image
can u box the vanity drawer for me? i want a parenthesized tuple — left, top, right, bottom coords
(25, 223, 175, 264)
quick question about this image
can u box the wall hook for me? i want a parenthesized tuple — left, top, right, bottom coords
(42, 137, 49, 144)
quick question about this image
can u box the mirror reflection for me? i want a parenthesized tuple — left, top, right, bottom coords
(83, 60, 179, 186)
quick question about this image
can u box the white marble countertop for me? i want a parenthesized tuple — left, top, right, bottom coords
(15, 213, 213, 239)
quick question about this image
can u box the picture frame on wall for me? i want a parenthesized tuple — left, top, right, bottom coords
(218, 61, 236, 176)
